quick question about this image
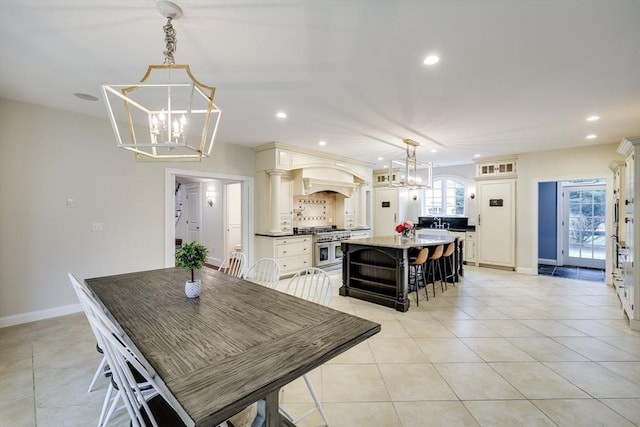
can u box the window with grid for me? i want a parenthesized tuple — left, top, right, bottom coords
(424, 177, 466, 216)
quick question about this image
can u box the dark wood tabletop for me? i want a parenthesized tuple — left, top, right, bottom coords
(86, 267, 380, 427)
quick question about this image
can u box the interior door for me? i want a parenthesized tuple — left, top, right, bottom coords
(186, 185, 201, 243)
(562, 184, 606, 269)
(225, 182, 242, 254)
(374, 188, 406, 237)
(477, 179, 516, 267)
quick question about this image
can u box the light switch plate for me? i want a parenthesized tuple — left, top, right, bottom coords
(91, 223, 104, 232)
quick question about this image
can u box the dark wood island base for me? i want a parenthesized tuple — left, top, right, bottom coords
(340, 235, 461, 312)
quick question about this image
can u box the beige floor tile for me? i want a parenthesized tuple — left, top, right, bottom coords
(507, 337, 589, 362)
(597, 335, 640, 357)
(0, 368, 33, 404)
(599, 398, 640, 425)
(559, 319, 634, 337)
(322, 364, 390, 402)
(461, 338, 536, 362)
(426, 308, 473, 320)
(464, 400, 556, 426)
(394, 401, 480, 427)
(479, 320, 542, 337)
(544, 362, 640, 398)
(439, 320, 500, 338)
(553, 337, 639, 361)
(368, 338, 429, 363)
(321, 402, 401, 427)
(490, 362, 589, 399)
(396, 319, 455, 338)
(533, 399, 637, 427)
(378, 363, 457, 401)
(278, 403, 325, 427)
(597, 361, 640, 386)
(34, 365, 106, 407)
(32, 339, 101, 370)
(352, 304, 398, 320)
(36, 405, 108, 427)
(367, 318, 411, 339)
(0, 350, 33, 378)
(325, 341, 375, 364)
(414, 337, 483, 363)
(458, 306, 512, 320)
(519, 319, 587, 337)
(0, 396, 34, 427)
(280, 368, 322, 404)
(0, 324, 33, 357)
(434, 363, 523, 400)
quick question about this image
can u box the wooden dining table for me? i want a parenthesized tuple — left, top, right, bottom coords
(85, 267, 380, 427)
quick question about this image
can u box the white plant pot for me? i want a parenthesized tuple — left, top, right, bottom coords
(185, 280, 201, 298)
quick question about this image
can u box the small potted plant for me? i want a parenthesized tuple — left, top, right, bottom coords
(175, 241, 208, 298)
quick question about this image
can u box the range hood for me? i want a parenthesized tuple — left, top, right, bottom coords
(302, 177, 358, 197)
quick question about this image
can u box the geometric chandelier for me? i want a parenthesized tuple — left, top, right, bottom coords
(101, 1, 221, 162)
(389, 138, 433, 189)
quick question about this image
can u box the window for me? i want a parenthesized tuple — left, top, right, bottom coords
(423, 177, 466, 216)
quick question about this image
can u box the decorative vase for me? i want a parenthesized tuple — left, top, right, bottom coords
(185, 280, 201, 298)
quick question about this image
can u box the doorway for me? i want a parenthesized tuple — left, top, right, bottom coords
(165, 169, 253, 269)
(537, 178, 606, 277)
(562, 183, 606, 269)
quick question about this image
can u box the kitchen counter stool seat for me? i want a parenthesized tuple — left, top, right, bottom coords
(426, 244, 445, 296)
(408, 248, 429, 306)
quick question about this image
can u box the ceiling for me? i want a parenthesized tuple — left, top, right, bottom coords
(1, 0, 639, 168)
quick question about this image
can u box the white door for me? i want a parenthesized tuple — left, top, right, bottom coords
(477, 179, 516, 267)
(186, 185, 201, 243)
(226, 182, 242, 254)
(374, 188, 407, 237)
(561, 184, 606, 269)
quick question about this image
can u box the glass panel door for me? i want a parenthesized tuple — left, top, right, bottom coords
(562, 184, 606, 269)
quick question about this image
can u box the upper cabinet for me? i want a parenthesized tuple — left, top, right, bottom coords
(474, 155, 517, 180)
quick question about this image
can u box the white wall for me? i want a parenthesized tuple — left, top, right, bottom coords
(0, 98, 255, 324)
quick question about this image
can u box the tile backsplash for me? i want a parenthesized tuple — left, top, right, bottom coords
(293, 192, 337, 227)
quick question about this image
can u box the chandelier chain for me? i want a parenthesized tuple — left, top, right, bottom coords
(163, 17, 177, 65)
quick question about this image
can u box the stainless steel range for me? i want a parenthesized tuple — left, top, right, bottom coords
(313, 227, 352, 270)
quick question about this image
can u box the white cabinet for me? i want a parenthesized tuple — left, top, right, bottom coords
(374, 187, 408, 237)
(465, 231, 477, 264)
(476, 179, 516, 269)
(617, 137, 640, 331)
(337, 195, 357, 229)
(255, 235, 313, 278)
(279, 177, 293, 232)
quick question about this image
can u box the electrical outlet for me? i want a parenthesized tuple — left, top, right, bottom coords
(91, 223, 104, 232)
(67, 198, 76, 208)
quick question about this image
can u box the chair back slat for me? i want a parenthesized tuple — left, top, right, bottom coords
(219, 252, 247, 278)
(285, 268, 332, 307)
(244, 258, 280, 288)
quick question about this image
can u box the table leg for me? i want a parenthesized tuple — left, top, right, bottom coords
(265, 390, 279, 427)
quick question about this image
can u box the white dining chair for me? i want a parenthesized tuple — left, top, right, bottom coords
(280, 267, 332, 426)
(219, 251, 247, 278)
(243, 258, 280, 289)
(71, 273, 234, 427)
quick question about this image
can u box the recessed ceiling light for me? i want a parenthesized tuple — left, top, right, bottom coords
(318, 141, 326, 146)
(586, 134, 597, 139)
(430, 149, 438, 153)
(383, 165, 389, 168)
(474, 154, 482, 158)
(586, 115, 600, 122)
(377, 157, 384, 161)
(276, 111, 287, 119)
(74, 93, 99, 101)
(423, 55, 440, 65)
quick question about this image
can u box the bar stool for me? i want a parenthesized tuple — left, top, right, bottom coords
(442, 242, 456, 290)
(408, 248, 429, 306)
(426, 244, 444, 296)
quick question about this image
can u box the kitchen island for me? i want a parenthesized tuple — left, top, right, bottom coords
(339, 235, 460, 312)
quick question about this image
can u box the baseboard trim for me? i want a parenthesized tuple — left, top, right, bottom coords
(538, 258, 557, 266)
(0, 303, 82, 328)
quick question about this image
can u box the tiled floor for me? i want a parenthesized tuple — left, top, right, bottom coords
(1, 266, 639, 426)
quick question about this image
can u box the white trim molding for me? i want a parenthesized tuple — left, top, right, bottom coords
(0, 303, 82, 328)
